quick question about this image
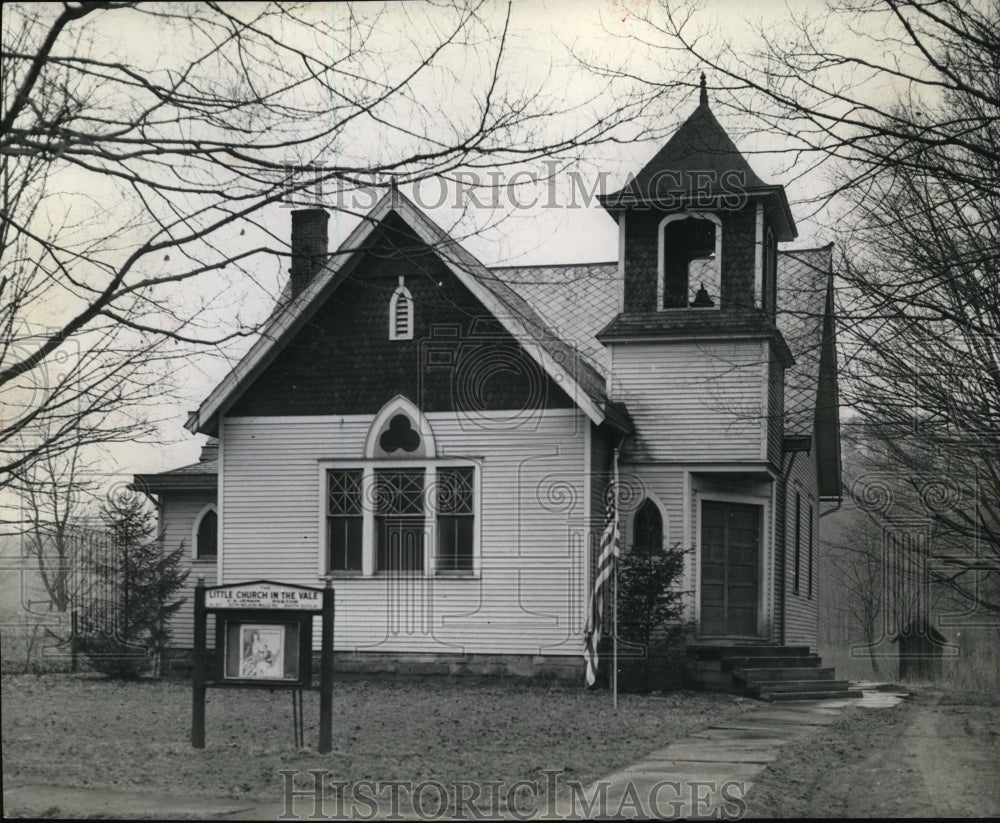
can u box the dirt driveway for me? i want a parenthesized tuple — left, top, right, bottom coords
(745, 689, 1000, 818)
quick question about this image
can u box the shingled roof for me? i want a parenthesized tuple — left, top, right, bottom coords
(777, 246, 833, 435)
(493, 247, 838, 494)
(598, 78, 796, 241)
(133, 439, 218, 492)
(776, 244, 841, 497)
(148, 242, 836, 489)
(185, 190, 624, 436)
(488, 262, 619, 373)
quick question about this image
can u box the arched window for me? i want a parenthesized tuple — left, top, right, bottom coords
(326, 397, 477, 576)
(389, 276, 413, 340)
(194, 506, 217, 560)
(364, 396, 434, 459)
(658, 213, 722, 309)
(632, 498, 664, 556)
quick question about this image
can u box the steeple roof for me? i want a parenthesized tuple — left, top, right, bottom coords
(599, 75, 797, 240)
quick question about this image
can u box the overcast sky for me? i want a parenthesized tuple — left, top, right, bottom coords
(28, 0, 891, 486)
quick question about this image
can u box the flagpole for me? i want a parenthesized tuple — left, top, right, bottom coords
(612, 446, 620, 712)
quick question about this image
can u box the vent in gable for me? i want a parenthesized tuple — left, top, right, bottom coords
(389, 276, 413, 340)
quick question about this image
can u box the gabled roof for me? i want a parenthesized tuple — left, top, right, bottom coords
(776, 244, 842, 498)
(489, 262, 619, 374)
(598, 81, 797, 241)
(159, 240, 836, 488)
(185, 190, 615, 435)
(133, 440, 218, 492)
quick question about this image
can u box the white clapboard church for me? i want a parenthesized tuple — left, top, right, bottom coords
(135, 81, 847, 697)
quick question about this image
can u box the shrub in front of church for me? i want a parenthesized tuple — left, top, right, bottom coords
(72, 492, 188, 679)
(616, 532, 690, 694)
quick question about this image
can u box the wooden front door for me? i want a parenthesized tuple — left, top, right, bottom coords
(700, 501, 761, 637)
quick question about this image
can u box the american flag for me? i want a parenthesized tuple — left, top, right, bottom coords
(583, 475, 619, 687)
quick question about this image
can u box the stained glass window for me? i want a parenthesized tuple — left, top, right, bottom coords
(328, 469, 362, 571)
(437, 467, 474, 571)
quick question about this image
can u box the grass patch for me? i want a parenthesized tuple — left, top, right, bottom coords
(2, 673, 752, 812)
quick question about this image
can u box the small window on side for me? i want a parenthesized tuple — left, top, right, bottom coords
(437, 466, 474, 572)
(196, 508, 218, 560)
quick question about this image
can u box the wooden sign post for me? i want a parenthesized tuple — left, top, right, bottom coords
(191, 577, 334, 753)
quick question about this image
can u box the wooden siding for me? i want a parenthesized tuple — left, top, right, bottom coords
(219, 410, 588, 656)
(611, 340, 766, 462)
(159, 490, 218, 648)
(781, 442, 820, 649)
(767, 346, 785, 468)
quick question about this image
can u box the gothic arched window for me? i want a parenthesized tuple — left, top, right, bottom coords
(633, 498, 664, 556)
(194, 506, 218, 560)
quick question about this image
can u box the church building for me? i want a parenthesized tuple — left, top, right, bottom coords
(136, 80, 845, 697)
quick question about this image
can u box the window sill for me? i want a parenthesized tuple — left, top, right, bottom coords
(193, 557, 217, 564)
(326, 571, 480, 580)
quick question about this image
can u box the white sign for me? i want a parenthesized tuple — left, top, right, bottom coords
(205, 581, 322, 611)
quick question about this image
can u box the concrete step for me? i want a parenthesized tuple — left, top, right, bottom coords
(748, 679, 850, 693)
(724, 655, 821, 670)
(759, 688, 864, 701)
(733, 667, 835, 682)
(683, 667, 735, 687)
(688, 645, 812, 660)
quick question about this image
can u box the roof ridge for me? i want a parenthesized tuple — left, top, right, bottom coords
(782, 242, 835, 254)
(489, 261, 618, 270)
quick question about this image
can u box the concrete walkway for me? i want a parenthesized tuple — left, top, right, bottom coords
(539, 691, 906, 820)
(3, 689, 908, 821)
(540, 691, 907, 820)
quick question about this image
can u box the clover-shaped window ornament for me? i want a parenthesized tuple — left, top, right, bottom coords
(378, 414, 421, 454)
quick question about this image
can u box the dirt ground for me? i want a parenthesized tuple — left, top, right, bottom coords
(5, 675, 1000, 819)
(745, 689, 1000, 818)
(1, 673, 750, 815)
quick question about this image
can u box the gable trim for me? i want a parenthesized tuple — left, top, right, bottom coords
(187, 191, 605, 435)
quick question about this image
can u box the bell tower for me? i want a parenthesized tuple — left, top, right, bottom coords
(600, 74, 797, 320)
(597, 75, 796, 467)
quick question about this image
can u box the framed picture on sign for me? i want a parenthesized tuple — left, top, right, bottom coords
(222, 620, 301, 682)
(239, 625, 284, 679)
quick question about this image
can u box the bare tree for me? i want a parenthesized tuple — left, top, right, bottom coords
(582, 0, 999, 614)
(7, 446, 93, 615)
(582, 0, 998, 205)
(824, 501, 885, 678)
(2, 2, 650, 489)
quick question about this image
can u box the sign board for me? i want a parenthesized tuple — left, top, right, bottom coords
(205, 580, 323, 611)
(192, 577, 335, 753)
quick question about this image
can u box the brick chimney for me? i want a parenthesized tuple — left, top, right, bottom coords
(289, 208, 329, 297)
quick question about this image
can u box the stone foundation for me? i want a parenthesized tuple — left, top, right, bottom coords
(160, 648, 583, 682)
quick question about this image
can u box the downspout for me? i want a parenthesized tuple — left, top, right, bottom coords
(819, 499, 843, 518)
